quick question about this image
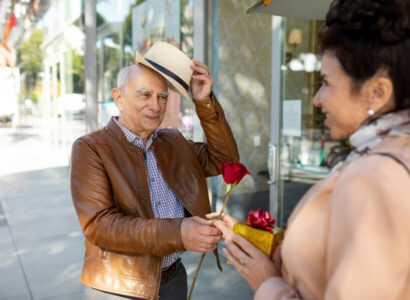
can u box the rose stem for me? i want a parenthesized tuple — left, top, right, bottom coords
(219, 188, 232, 216)
(187, 253, 205, 300)
(187, 186, 233, 299)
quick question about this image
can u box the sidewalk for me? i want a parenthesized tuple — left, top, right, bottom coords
(0, 123, 253, 300)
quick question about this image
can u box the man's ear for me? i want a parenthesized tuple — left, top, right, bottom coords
(112, 88, 123, 110)
(368, 76, 395, 113)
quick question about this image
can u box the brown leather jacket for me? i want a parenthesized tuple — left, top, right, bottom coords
(70, 96, 239, 299)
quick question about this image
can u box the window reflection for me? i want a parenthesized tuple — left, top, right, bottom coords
(280, 19, 350, 226)
(96, 0, 195, 138)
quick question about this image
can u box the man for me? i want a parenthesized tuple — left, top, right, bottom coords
(70, 42, 239, 300)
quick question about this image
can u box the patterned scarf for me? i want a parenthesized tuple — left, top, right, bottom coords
(332, 109, 410, 172)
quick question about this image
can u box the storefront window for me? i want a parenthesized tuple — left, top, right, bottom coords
(16, 0, 86, 149)
(279, 18, 350, 225)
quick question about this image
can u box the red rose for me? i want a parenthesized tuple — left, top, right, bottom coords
(188, 161, 250, 300)
(221, 162, 250, 185)
(246, 208, 275, 232)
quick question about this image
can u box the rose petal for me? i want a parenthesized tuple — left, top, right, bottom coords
(221, 162, 250, 184)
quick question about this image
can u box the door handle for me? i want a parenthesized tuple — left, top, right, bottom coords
(267, 143, 277, 184)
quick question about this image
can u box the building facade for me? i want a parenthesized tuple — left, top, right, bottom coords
(7, 0, 345, 227)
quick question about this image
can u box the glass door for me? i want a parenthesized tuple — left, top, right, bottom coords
(270, 17, 350, 227)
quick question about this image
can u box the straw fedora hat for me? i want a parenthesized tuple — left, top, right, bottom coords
(134, 41, 193, 102)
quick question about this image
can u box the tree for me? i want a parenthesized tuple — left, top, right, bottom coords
(71, 49, 85, 93)
(18, 29, 43, 102)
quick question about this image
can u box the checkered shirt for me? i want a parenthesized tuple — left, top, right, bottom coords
(114, 118, 185, 269)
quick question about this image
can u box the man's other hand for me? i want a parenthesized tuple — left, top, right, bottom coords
(181, 216, 222, 253)
(190, 60, 213, 101)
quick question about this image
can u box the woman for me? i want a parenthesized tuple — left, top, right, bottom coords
(211, 0, 410, 299)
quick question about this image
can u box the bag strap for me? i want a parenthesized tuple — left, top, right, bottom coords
(368, 152, 410, 176)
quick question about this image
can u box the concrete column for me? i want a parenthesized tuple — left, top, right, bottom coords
(85, 0, 98, 133)
(194, 0, 216, 209)
(51, 62, 57, 114)
(51, 61, 58, 145)
(193, 0, 207, 142)
(59, 49, 68, 156)
(43, 61, 51, 119)
(59, 50, 66, 96)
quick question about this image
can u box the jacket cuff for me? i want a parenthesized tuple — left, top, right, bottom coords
(194, 92, 223, 121)
(175, 218, 185, 251)
(156, 218, 186, 255)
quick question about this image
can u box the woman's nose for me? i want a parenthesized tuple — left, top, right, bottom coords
(313, 92, 321, 107)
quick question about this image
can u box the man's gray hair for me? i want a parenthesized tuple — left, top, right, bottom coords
(117, 65, 141, 92)
(117, 64, 170, 92)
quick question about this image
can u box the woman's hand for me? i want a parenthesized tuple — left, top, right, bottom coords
(223, 234, 280, 292)
(190, 59, 213, 101)
(206, 212, 239, 240)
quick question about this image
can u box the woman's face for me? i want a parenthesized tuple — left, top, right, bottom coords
(313, 52, 370, 140)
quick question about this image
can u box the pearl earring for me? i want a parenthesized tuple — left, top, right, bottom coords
(368, 109, 375, 116)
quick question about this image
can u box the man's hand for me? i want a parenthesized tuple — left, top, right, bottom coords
(190, 59, 213, 101)
(206, 212, 239, 241)
(181, 216, 222, 252)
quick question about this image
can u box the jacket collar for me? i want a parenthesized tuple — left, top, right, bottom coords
(105, 117, 135, 147)
(105, 116, 165, 150)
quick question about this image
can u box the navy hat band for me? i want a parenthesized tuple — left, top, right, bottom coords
(145, 58, 189, 92)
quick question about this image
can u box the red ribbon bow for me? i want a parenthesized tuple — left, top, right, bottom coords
(246, 209, 276, 232)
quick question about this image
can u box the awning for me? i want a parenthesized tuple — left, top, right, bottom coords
(247, 0, 333, 20)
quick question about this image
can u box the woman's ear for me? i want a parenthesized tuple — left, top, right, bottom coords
(368, 76, 395, 113)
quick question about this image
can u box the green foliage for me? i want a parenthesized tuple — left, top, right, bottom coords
(70, 49, 85, 93)
(18, 29, 44, 103)
(31, 90, 39, 102)
(18, 29, 44, 74)
(97, 12, 107, 27)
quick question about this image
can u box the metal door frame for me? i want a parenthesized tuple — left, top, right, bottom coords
(269, 16, 284, 226)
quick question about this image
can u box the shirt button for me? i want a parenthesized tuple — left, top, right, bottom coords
(206, 103, 211, 108)
(157, 202, 161, 206)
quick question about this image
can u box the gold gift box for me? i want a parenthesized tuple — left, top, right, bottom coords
(233, 222, 284, 257)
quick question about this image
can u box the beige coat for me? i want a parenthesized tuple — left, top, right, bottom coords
(255, 135, 410, 300)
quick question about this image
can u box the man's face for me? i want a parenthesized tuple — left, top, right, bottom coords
(113, 66, 168, 140)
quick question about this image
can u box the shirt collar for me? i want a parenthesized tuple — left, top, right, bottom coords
(113, 117, 159, 149)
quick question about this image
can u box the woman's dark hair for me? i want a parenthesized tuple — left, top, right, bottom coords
(320, 0, 410, 110)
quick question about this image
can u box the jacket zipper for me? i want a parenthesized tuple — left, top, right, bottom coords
(101, 248, 107, 259)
